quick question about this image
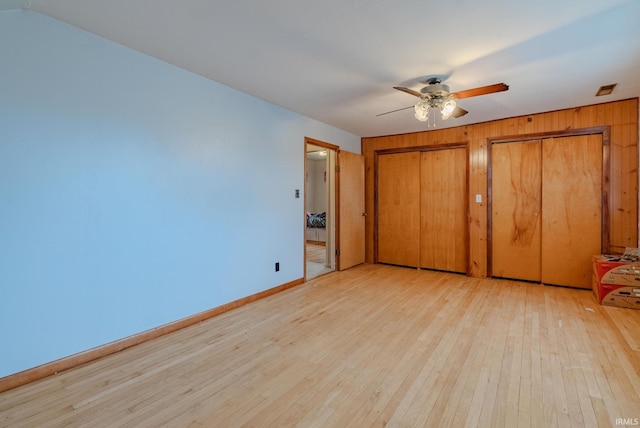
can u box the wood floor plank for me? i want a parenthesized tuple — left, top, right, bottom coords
(528, 285, 545, 428)
(306, 242, 326, 264)
(517, 285, 534, 428)
(430, 282, 495, 428)
(454, 281, 510, 427)
(1, 264, 639, 427)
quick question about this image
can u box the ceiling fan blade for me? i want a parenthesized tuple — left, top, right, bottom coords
(376, 105, 413, 117)
(393, 86, 422, 98)
(452, 83, 509, 100)
(451, 106, 468, 118)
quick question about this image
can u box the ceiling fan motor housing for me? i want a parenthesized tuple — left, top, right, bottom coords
(420, 82, 451, 98)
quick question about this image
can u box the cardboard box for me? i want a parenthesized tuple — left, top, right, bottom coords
(592, 254, 640, 286)
(592, 276, 640, 310)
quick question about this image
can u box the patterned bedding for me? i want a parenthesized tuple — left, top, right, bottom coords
(306, 212, 326, 228)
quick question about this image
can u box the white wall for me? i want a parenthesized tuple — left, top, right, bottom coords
(307, 159, 327, 214)
(0, 10, 360, 378)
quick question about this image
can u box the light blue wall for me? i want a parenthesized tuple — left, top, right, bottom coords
(0, 10, 360, 378)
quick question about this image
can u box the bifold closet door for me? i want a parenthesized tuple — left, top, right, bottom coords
(492, 141, 543, 282)
(541, 135, 602, 288)
(421, 148, 467, 273)
(377, 152, 420, 267)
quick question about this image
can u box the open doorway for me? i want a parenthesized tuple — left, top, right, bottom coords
(305, 138, 337, 280)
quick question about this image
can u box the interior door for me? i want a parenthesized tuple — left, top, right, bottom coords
(377, 152, 421, 267)
(338, 150, 365, 270)
(492, 140, 543, 281)
(420, 148, 467, 273)
(541, 135, 602, 288)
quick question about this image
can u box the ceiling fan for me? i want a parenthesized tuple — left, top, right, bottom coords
(378, 77, 509, 122)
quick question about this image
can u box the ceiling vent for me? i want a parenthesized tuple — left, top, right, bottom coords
(596, 84, 617, 97)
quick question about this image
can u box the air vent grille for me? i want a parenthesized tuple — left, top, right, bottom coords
(596, 84, 617, 96)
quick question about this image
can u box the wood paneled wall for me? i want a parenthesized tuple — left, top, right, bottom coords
(362, 98, 639, 278)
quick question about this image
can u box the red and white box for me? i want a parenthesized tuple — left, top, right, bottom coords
(592, 276, 640, 309)
(592, 252, 640, 310)
(593, 254, 640, 286)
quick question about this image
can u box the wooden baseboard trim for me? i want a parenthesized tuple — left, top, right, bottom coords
(0, 277, 304, 393)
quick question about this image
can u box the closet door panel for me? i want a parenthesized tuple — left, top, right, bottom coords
(541, 135, 602, 288)
(492, 141, 542, 281)
(338, 150, 365, 271)
(377, 152, 421, 267)
(421, 148, 467, 273)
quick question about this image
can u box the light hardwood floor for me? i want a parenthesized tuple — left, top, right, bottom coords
(306, 242, 326, 264)
(1, 264, 639, 427)
(306, 243, 332, 280)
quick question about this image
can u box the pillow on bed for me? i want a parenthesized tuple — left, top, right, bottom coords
(307, 212, 326, 228)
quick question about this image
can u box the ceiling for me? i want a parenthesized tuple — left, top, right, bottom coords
(13, 0, 640, 137)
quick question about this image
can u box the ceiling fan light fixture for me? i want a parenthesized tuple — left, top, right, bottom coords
(414, 100, 429, 122)
(413, 95, 456, 122)
(387, 80, 508, 122)
(440, 97, 456, 120)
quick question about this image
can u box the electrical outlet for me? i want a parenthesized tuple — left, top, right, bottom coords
(275, 262, 280, 272)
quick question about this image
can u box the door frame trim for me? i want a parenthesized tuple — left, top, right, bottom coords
(304, 137, 339, 280)
(487, 126, 611, 278)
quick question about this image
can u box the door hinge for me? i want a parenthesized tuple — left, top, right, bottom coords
(335, 165, 340, 173)
(335, 249, 340, 256)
